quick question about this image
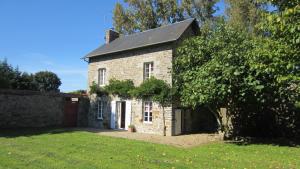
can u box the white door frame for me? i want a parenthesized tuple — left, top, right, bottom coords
(110, 101, 116, 129)
(113, 100, 132, 130)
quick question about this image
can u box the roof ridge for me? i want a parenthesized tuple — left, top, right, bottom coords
(119, 18, 195, 39)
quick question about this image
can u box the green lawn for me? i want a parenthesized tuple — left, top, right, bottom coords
(0, 129, 299, 169)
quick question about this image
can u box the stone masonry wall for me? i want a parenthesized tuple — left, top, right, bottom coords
(88, 44, 174, 136)
(0, 90, 89, 128)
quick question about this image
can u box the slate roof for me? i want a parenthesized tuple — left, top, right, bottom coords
(84, 18, 198, 58)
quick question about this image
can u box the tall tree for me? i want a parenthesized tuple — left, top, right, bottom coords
(0, 59, 17, 89)
(34, 71, 61, 92)
(113, 0, 218, 34)
(225, 0, 265, 33)
(181, 0, 217, 22)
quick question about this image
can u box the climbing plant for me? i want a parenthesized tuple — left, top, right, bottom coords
(89, 81, 107, 97)
(104, 79, 135, 99)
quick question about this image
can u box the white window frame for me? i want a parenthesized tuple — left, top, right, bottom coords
(98, 68, 106, 86)
(97, 101, 104, 120)
(143, 101, 153, 123)
(144, 62, 154, 80)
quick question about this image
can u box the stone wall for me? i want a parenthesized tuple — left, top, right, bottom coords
(88, 95, 112, 129)
(88, 44, 173, 87)
(77, 97, 90, 127)
(0, 90, 89, 128)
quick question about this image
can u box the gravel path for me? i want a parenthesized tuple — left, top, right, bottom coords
(82, 128, 224, 148)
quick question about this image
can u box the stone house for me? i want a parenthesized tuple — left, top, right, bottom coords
(84, 18, 219, 136)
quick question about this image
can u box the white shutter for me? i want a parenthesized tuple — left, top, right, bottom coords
(110, 101, 116, 129)
(125, 101, 132, 130)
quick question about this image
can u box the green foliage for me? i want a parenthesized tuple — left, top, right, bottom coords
(113, 0, 218, 34)
(89, 81, 107, 96)
(68, 90, 87, 95)
(258, 2, 300, 54)
(128, 124, 135, 128)
(14, 72, 37, 90)
(225, 0, 266, 33)
(175, 21, 300, 137)
(131, 77, 172, 107)
(0, 60, 62, 92)
(0, 59, 18, 89)
(34, 71, 61, 92)
(104, 79, 135, 99)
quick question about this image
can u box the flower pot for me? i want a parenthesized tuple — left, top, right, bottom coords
(128, 127, 135, 132)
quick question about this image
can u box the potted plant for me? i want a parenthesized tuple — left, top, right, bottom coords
(128, 124, 135, 132)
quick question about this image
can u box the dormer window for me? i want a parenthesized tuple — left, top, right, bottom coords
(98, 68, 106, 86)
(144, 62, 153, 80)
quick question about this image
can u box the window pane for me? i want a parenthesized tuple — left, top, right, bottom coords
(144, 116, 148, 121)
(144, 62, 153, 80)
(149, 117, 152, 122)
(98, 70, 102, 85)
(98, 69, 106, 85)
(98, 101, 102, 119)
(103, 69, 106, 84)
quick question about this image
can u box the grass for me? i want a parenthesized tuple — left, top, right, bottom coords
(0, 129, 299, 169)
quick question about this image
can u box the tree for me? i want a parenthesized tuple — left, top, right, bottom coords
(225, 0, 266, 33)
(14, 72, 37, 90)
(181, 0, 217, 22)
(34, 71, 61, 92)
(68, 90, 87, 95)
(113, 0, 218, 34)
(258, 0, 299, 54)
(174, 22, 299, 137)
(0, 59, 16, 89)
(131, 77, 172, 136)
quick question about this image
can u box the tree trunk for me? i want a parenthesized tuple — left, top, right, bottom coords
(162, 106, 166, 136)
(207, 106, 222, 132)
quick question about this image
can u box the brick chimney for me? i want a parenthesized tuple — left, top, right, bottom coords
(105, 29, 119, 44)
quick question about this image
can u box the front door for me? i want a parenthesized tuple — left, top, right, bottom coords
(117, 101, 126, 129)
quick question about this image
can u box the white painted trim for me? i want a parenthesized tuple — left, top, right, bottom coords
(125, 101, 132, 130)
(110, 101, 116, 129)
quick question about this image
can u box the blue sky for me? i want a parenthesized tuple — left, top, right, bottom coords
(0, 0, 225, 92)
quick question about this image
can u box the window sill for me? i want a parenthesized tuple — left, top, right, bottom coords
(97, 118, 103, 120)
(143, 121, 153, 124)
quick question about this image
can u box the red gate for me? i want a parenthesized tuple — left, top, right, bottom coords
(63, 97, 78, 127)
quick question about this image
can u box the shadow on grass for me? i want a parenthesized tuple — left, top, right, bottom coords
(0, 127, 128, 138)
(0, 127, 81, 138)
(225, 137, 300, 147)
